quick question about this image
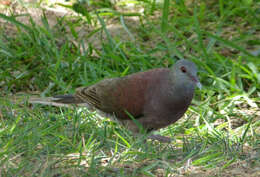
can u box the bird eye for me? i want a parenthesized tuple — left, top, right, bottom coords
(180, 66, 187, 73)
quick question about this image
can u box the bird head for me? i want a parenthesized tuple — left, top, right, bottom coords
(172, 59, 202, 89)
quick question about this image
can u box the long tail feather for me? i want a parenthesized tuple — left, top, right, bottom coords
(29, 97, 75, 107)
(28, 95, 116, 121)
(53, 95, 84, 104)
(29, 96, 96, 111)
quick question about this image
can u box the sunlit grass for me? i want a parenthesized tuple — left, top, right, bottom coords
(0, 0, 259, 176)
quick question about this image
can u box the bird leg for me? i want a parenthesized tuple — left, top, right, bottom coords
(120, 117, 172, 143)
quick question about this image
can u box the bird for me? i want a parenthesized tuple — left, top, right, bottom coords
(30, 59, 201, 142)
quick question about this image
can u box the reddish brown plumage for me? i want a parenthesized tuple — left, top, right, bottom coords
(104, 68, 170, 120)
(53, 59, 200, 136)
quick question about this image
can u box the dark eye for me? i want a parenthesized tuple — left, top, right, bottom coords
(180, 66, 187, 73)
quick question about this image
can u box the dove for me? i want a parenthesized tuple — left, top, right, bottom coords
(31, 59, 201, 142)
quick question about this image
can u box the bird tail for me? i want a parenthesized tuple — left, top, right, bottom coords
(28, 95, 114, 119)
(29, 95, 84, 108)
(53, 95, 84, 104)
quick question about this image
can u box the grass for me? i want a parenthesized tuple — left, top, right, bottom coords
(0, 0, 259, 176)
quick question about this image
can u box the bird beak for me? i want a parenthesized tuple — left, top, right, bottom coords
(190, 74, 202, 90)
(196, 81, 202, 90)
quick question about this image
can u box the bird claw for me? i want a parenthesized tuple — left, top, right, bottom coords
(148, 134, 172, 143)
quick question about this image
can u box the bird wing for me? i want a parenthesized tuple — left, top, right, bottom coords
(74, 76, 147, 120)
(75, 86, 102, 109)
(74, 68, 170, 120)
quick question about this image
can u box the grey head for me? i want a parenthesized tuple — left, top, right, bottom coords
(171, 59, 201, 90)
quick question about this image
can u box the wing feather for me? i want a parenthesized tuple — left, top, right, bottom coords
(75, 86, 102, 109)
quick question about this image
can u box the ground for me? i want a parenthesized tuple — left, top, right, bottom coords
(0, 0, 259, 176)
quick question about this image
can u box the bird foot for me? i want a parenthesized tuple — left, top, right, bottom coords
(148, 134, 172, 143)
